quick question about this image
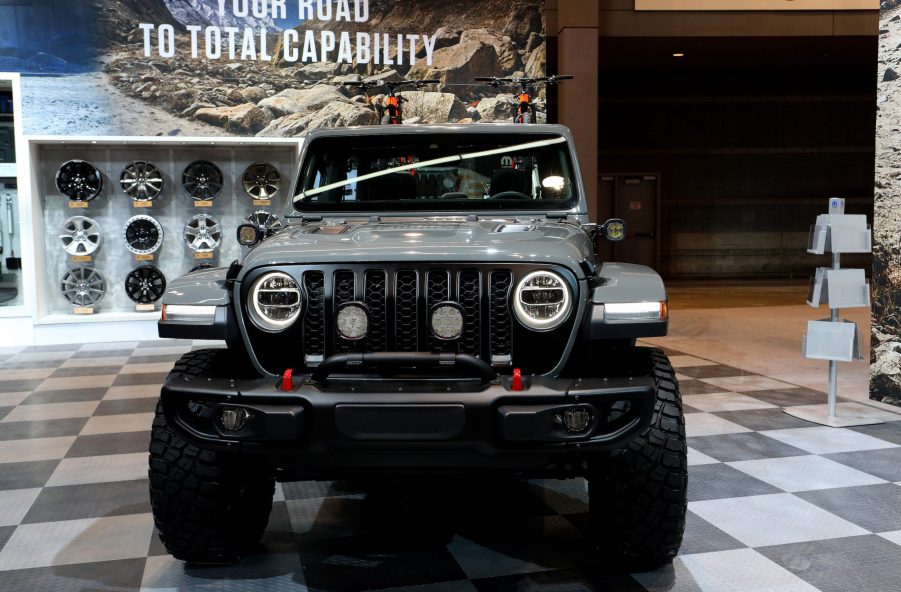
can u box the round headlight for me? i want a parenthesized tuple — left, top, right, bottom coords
(431, 303, 464, 340)
(248, 272, 302, 332)
(336, 303, 368, 341)
(513, 271, 572, 331)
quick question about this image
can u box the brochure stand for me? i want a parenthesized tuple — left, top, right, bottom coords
(787, 198, 881, 427)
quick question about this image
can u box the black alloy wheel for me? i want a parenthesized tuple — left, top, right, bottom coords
(125, 266, 167, 304)
(56, 160, 103, 201)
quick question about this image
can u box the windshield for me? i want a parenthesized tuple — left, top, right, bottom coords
(291, 132, 579, 213)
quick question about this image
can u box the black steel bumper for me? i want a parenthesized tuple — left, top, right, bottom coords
(160, 367, 655, 475)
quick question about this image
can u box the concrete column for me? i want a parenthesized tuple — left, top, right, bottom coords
(556, 0, 599, 221)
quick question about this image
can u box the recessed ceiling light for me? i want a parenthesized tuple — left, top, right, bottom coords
(673, 53, 685, 58)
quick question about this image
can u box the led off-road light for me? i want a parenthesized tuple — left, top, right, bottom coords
(430, 303, 464, 340)
(336, 303, 369, 340)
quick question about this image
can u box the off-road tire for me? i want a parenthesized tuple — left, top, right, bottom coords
(587, 348, 687, 570)
(149, 349, 275, 564)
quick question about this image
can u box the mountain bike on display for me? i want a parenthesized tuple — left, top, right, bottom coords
(342, 79, 440, 125)
(475, 75, 574, 123)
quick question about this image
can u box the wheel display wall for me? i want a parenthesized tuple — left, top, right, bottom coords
(37, 142, 296, 315)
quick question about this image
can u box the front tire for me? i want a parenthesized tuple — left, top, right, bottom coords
(587, 348, 687, 570)
(149, 349, 275, 564)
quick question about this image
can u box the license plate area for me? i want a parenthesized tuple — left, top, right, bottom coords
(335, 404, 465, 441)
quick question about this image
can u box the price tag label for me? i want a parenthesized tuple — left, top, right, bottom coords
(135, 304, 156, 312)
(194, 252, 214, 259)
(135, 254, 154, 261)
(73, 307, 94, 315)
(133, 200, 153, 208)
(71, 255, 92, 263)
(194, 200, 214, 208)
(253, 199, 272, 207)
(68, 201, 89, 209)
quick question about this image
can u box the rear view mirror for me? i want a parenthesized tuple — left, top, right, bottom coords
(602, 218, 626, 241)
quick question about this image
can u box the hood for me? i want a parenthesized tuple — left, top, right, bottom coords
(239, 219, 594, 279)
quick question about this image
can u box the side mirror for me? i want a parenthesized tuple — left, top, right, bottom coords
(602, 219, 626, 241)
(237, 223, 262, 247)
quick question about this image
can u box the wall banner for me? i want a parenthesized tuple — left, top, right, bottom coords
(0, 0, 545, 137)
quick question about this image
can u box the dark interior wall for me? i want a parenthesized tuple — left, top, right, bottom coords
(597, 36, 877, 279)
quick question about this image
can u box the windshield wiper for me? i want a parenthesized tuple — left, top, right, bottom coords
(291, 136, 567, 207)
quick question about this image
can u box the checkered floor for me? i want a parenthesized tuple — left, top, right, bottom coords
(1, 340, 900, 592)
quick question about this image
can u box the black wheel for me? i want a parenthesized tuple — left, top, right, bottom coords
(123, 215, 164, 255)
(182, 161, 224, 201)
(149, 349, 274, 564)
(121, 161, 164, 201)
(124, 266, 166, 304)
(586, 348, 687, 570)
(56, 160, 103, 201)
(242, 162, 281, 201)
(242, 210, 282, 238)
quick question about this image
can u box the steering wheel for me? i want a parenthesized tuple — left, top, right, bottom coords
(488, 191, 531, 200)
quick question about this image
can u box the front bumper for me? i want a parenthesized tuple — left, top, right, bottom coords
(161, 371, 655, 475)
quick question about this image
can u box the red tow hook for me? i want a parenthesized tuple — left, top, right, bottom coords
(281, 369, 294, 392)
(511, 368, 524, 391)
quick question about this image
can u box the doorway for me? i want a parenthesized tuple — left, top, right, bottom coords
(597, 174, 660, 269)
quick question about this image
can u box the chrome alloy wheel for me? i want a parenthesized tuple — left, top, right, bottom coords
(120, 161, 164, 201)
(184, 214, 222, 252)
(59, 216, 102, 256)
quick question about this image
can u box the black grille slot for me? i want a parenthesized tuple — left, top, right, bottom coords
(426, 270, 452, 352)
(333, 270, 356, 352)
(395, 270, 418, 351)
(458, 270, 481, 357)
(302, 271, 325, 357)
(364, 270, 387, 352)
(489, 270, 513, 362)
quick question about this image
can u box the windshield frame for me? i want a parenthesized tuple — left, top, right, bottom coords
(286, 127, 587, 219)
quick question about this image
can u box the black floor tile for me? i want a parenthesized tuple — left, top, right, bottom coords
(796, 484, 901, 533)
(825, 447, 901, 482)
(679, 379, 731, 396)
(688, 432, 807, 463)
(0, 418, 88, 441)
(0, 460, 60, 490)
(66, 431, 151, 458)
(94, 397, 158, 416)
(0, 359, 63, 369)
(127, 354, 184, 365)
(687, 463, 781, 502)
(677, 365, 751, 379)
(21, 388, 107, 405)
(49, 365, 124, 378)
(680, 510, 745, 555)
(0, 525, 15, 554)
(713, 408, 814, 432)
(0, 558, 146, 592)
(0, 406, 10, 421)
(759, 535, 901, 592)
(71, 349, 135, 359)
(112, 372, 169, 387)
(850, 421, 901, 446)
(23, 479, 150, 524)
(0, 378, 42, 393)
(472, 566, 646, 592)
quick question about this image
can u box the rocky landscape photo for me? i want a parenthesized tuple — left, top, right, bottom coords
(97, 0, 546, 137)
(872, 0, 901, 406)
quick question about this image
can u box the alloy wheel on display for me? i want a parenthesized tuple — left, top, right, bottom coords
(242, 210, 282, 238)
(59, 216, 102, 256)
(120, 161, 164, 201)
(242, 162, 281, 201)
(123, 215, 164, 255)
(125, 266, 167, 304)
(182, 160, 224, 201)
(61, 267, 105, 307)
(56, 160, 103, 201)
(184, 214, 221, 252)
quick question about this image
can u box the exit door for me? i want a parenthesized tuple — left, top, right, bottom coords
(598, 174, 659, 268)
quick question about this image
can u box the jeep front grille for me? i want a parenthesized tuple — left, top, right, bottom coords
(297, 266, 513, 366)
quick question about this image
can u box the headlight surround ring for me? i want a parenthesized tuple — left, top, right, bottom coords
(247, 272, 303, 332)
(512, 270, 572, 331)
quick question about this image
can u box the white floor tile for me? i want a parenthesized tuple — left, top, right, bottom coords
(699, 375, 799, 392)
(46, 452, 147, 487)
(762, 426, 900, 455)
(35, 374, 116, 392)
(729, 455, 887, 492)
(878, 530, 901, 547)
(2, 401, 99, 423)
(0, 513, 153, 570)
(103, 384, 161, 400)
(684, 392, 777, 413)
(61, 356, 130, 368)
(686, 413, 752, 437)
(79, 342, 139, 352)
(118, 362, 174, 374)
(0, 488, 41, 527)
(9, 351, 75, 363)
(130, 346, 192, 357)
(0, 392, 30, 407)
(80, 412, 154, 436)
(0, 437, 74, 464)
(0, 368, 55, 381)
(688, 447, 721, 466)
(669, 355, 719, 368)
(689, 493, 867, 548)
(679, 549, 819, 592)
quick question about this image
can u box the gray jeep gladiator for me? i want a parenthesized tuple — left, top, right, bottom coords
(150, 124, 686, 568)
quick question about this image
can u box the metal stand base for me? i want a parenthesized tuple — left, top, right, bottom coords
(783, 402, 891, 427)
